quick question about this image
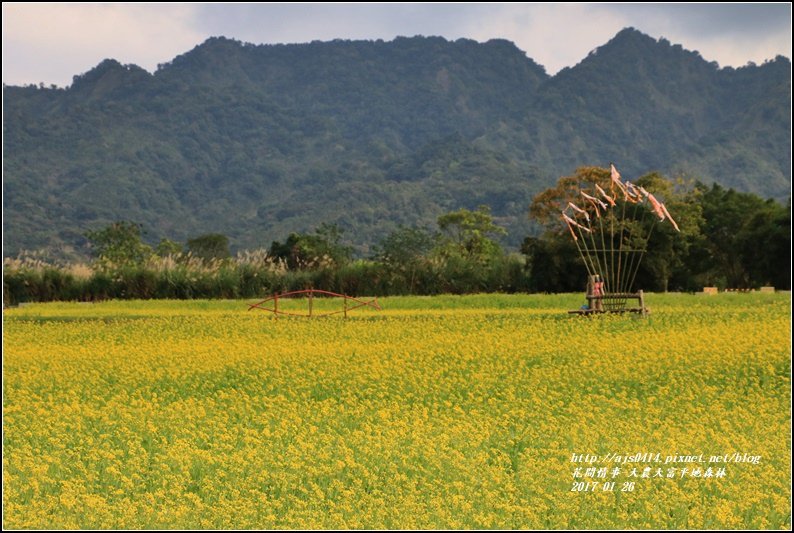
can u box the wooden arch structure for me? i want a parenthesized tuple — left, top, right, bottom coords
(248, 289, 381, 318)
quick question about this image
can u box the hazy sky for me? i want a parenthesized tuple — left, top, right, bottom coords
(3, 3, 791, 87)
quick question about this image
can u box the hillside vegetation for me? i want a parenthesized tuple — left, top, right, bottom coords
(3, 28, 790, 258)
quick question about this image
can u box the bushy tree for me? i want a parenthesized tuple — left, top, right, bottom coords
(155, 238, 182, 257)
(186, 233, 231, 262)
(739, 198, 790, 289)
(631, 173, 703, 292)
(695, 184, 790, 289)
(373, 225, 435, 294)
(521, 236, 584, 293)
(85, 221, 152, 269)
(374, 225, 434, 266)
(528, 168, 705, 292)
(269, 223, 352, 270)
(436, 205, 507, 262)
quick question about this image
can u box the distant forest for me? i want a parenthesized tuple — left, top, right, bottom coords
(3, 28, 791, 261)
(4, 170, 789, 305)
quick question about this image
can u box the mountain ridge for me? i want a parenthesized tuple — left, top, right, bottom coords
(3, 28, 790, 259)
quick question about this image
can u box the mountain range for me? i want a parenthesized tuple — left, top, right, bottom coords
(3, 27, 791, 258)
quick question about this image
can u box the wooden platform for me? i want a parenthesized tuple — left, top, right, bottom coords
(568, 291, 649, 316)
(568, 307, 649, 316)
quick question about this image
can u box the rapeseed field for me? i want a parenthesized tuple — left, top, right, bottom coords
(3, 293, 790, 529)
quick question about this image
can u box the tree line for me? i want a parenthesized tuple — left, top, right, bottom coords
(524, 168, 789, 293)
(3, 170, 789, 305)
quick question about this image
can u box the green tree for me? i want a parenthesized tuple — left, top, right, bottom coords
(155, 238, 182, 257)
(696, 184, 790, 289)
(85, 221, 152, 268)
(739, 198, 790, 289)
(521, 235, 584, 293)
(269, 223, 352, 270)
(436, 205, 507, 262)
(529, 166, 610, 227)
(632, 173, 703, 292)
(373, 225, 435, 293)
(528, 168, 704, 292)
(186, 233, 231, 262)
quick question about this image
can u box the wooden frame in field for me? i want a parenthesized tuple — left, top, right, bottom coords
(248, 289, 381, 318)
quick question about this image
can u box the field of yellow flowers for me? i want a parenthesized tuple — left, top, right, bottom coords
(3, 293, 791, 529)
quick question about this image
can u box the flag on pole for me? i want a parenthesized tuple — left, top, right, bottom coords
(646, 192, 666, 221)
(567, 202, 590, 221)
(581, 190, 608, 211)
(595, 184, 616, 206)
(610, 163, 621, 182)
(562, 214, 578, 241)
(562, 213, 591, 232)
(660, 203, 680, 231)
(624, 182, 643, 203)
(610, 163, 629, 200)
